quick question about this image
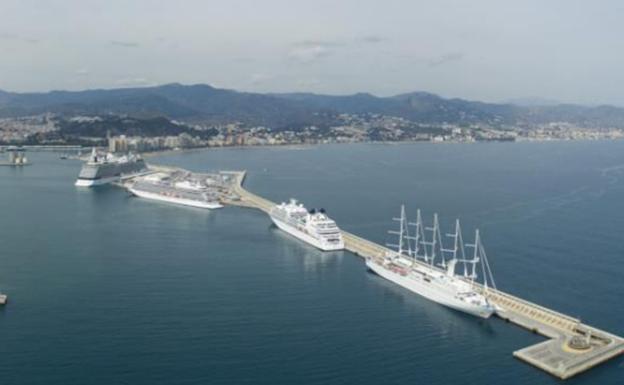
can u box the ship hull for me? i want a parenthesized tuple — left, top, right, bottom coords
(75, 176, 119, 187)
(128, 187, 223, 209)
(270, 215, 344, 251)
(75, 157, 147, 187)
(366, 259, 494, 319)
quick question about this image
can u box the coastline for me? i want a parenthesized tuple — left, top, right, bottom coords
(5, 135, 624, 161)
(139, 136, 624, 158)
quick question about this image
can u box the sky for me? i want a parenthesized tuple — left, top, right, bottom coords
(0, 0, 623, 105)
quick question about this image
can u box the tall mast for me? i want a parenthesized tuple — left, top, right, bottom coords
(453, 219, 460, 262)
(431, 213, 439, 266)
(476, 230, 485, 288)
(478, 231, 497, 291)
(456, 220, 469, 277)
(409, 209, 426, 260)
(440, 218, 460, 269)
(406, 209, 422, 258)
(464, 229, 481, 285)
(403, 205, 413, 257)
(421, 213, 439, 266)
(387, 204, 407, 256)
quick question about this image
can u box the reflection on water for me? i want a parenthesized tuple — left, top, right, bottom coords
(268, 225, 344, 272)
(365, 267, 498, 341)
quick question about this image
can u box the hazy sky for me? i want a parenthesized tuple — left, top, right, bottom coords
(1, 0, 623, 105)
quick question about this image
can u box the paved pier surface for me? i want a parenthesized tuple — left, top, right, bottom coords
(222, 170, 624, 380)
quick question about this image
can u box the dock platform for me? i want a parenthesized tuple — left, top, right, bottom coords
(223, 170, 624, 380)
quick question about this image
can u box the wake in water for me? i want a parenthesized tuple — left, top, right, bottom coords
(598, 163, 624, 185)
(474, 186, 591, 227)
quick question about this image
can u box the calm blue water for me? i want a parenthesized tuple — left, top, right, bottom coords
(0, 142, 623, 384)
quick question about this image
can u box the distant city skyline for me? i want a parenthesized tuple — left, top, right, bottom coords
(1, 0, 623, 106)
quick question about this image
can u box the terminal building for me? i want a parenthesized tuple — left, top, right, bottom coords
(108, 135, 129, 153)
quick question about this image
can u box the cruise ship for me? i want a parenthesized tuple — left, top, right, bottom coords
(366, 206, 496, 318)
(0, 146, 28, 166)
(75, 148, 148, 187)
(127, 173, 223, 209)
(269, 199, 344, 251)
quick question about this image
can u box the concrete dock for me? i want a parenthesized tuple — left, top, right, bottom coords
(222, 170, 624, 380)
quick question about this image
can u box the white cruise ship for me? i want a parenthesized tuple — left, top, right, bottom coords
(270, 199, 344, 251)
(75, 148, 148, 187)
(366, 206, 496, 319)
(127, 173, 223, 209)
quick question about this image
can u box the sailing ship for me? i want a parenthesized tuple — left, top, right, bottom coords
(366, 205, 496, 318)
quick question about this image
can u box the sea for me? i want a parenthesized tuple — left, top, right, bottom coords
(0, 141, 623, 385)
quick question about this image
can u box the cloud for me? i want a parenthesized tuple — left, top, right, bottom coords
(288, 45, 331, 63)
(0, 32, 39, 44)
(428, 52, 464, 67)
(110, 40, 140, 48)
(288, 40, 344, 63)
(297, 79, 322, 89)
(249, 73, 273, 86)
(295, 40, 343, 48)
(234, 57, 255, 63)
(154, 37, 180, 49)
(287, 37, 386, 63)
(0, 32, 17, 39)
(357, 35, 386, 44)
(115, 77, 152, 87)
(76, 68, 89, 76)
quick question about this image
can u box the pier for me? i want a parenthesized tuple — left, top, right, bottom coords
(220, 170, 624, 380)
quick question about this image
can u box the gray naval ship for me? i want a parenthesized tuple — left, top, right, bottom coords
(75, 148, 148, 187)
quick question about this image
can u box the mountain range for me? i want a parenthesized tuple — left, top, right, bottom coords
(2, 83, 624, 130)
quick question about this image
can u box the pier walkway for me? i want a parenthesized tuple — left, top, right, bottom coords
(224, 170, 624, 380)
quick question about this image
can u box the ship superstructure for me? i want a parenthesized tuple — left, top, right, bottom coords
(75, 148, 147, 187)
(127, 172, 223, 209)
(366, 205, 496, 318)
(0, 146, 29, 166)
(270, 199, 344, 251)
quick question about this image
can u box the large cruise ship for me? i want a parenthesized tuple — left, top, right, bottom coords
(269, 199, 344, 251)
(127, 173, 223, 209)
(366, 206, 496, 318)
(75, 148, 148, 187)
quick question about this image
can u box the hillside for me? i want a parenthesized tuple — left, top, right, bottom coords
(1, 83, 624, 129)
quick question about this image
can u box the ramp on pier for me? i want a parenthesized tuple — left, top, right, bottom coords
(223, 171, 623, 379)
